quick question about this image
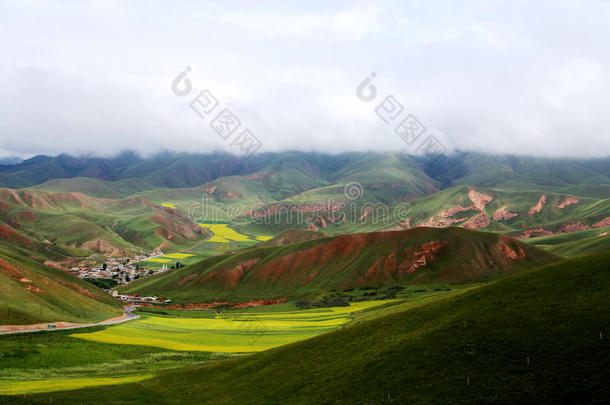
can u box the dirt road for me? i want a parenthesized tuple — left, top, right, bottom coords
(0, 305, 139, 335)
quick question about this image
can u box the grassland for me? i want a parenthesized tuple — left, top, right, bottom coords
(34, 251, 610, 404)
(524, 227, 610, 257)
(0, 326, 226, 395)
(0, 244, 122, 325)
(1, 297, 433, 396)
(70, 300, 397, 353)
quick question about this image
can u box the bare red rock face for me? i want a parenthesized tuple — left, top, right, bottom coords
(25, 285, 42, 293)
(498, 241, 527, 260)
(417, 188, 493, 229)
(461, 213, 491, 230)
(418, 217, 468, 228)
(558, 196, 579, 209)
(559, 222, 590, 233)
(468, 189, 494, 211)
(492, 207, 518, 221)
(592, 217, 610, 229)
(517, 227, 554, 239)
(398, 241, 448, 275)
(438, 205, 475, 218)
(528, 195, 546, 214)
(306, 223, 318, 231)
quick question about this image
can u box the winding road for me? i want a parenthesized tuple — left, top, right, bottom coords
(0, 305, 140, 336)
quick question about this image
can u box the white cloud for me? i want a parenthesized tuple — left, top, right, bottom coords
(0, 0, 609, 158)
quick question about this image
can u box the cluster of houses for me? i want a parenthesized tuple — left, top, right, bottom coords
(72, 250, 166, 284)
(103, 292, 172, 305)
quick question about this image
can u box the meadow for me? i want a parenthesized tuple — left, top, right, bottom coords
(0, 299, 402, 396)
(28, 252, 610, 404)
(0, 326, 226, 395)
(70, 300, 396, 353)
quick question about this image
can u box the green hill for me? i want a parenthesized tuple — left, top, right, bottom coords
(0, 188, 206, 264)
(0, 245, 122, 325)
(375, 185, 609, 240)
(36, 251, 610, 404)
(122, 227, 559, 302)
(524, 228, 610, 257)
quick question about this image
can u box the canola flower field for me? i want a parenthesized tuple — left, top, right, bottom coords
(0, 300, 398, 395)
(71, 300, 395, 353)
(199, 223, 272, 243)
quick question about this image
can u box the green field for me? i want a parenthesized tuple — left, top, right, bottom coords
(71, 300, 397, 353)
(0, 325, 227, 395)
(29, 251, 610, 404)
(1, 298, 423, 396)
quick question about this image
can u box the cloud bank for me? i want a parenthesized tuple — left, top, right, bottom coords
(1, 0, 609, 158)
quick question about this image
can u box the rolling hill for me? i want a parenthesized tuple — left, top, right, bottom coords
(377, 185, 610, 235)
(122, 227, 559, 302)
(0, 188, 207, 265)
(0, 244, 122, 325)
(35, 251, 610, 404)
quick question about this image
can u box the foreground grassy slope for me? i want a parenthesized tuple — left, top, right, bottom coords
(0, 245, 122, 325)
(42, 251, 610, 404)
(123, 228, 559, 302)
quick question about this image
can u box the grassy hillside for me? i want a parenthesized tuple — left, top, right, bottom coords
(420, 152, 610, 189)
(122, 228, 559, 302)
(0, 188, 207, 264)
(372, 184, 609, 239)
(0, 245, 122, 325)
(258, 229, 329, 247)
(524, 228, 610, 257)
(34, 251, 610, 404)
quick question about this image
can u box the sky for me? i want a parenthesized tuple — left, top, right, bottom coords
(1, 0, 609, 158)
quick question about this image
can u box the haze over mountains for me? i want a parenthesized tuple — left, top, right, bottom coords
(1, 150, 609, 192)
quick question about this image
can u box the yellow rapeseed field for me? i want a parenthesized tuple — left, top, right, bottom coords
(0, 375, 153, 395)
(72, 300, 397, 353)
(199, 223, 254, 243)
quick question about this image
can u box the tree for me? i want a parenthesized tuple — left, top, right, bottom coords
(85, 278, 118, 289)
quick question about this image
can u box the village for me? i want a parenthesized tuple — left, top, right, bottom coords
(68, 250, 181, 305)
(71, 250, 166, 284)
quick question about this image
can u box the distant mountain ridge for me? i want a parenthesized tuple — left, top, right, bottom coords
(1, 151, 608, 193)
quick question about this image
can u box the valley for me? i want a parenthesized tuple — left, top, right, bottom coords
(0, 151, 608, 403)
